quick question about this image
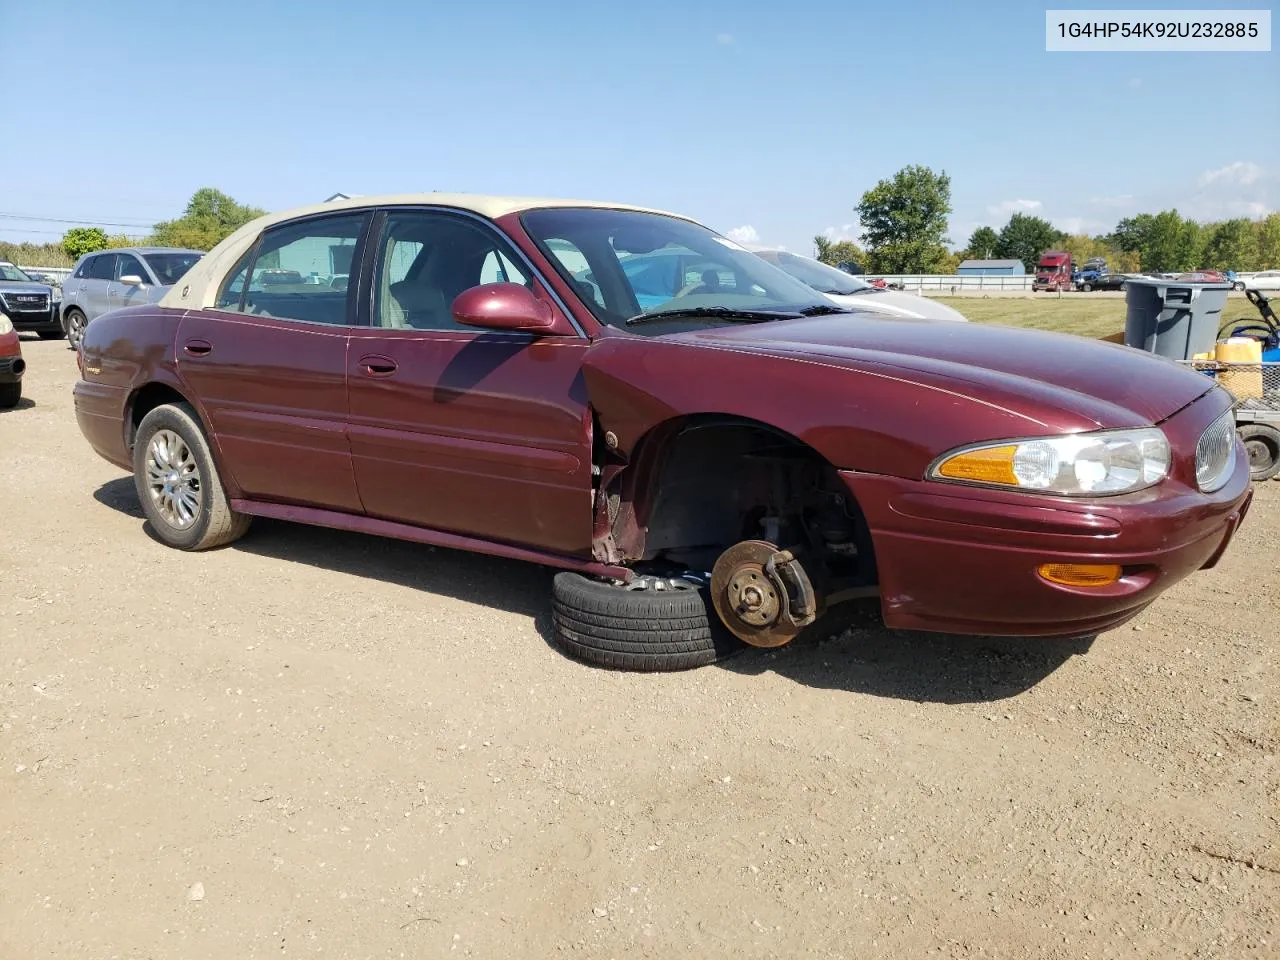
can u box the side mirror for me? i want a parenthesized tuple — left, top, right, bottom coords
(119, 274, 145, 287)
(452, 283, 560, 333)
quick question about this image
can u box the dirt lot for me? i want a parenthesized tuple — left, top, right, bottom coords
(2, 337, 1276, 959)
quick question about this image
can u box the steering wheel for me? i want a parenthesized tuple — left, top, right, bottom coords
(672, 280, 710, 299)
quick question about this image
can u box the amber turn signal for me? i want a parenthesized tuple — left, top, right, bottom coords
(1037, 563, 1123, 588)
(934, 445, 1019, 485)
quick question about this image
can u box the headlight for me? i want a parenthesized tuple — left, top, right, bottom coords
(930, 427, 1170, 496)
(0, 313, 11, 335)
(1195, 410, 1236, 493)
(51, 287, 62, 303)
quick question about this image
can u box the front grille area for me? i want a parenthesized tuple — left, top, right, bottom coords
(1, 292, 50, 312)
(1195, 410, 1237, 492)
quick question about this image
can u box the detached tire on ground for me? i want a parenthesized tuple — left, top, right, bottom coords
(551, 572, 741, 672)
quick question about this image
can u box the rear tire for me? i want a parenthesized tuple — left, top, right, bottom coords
(0, 382, 20, 409)
(132, 402, 251, 550)
(1081, 282, 1092, 292)
(63, 308, 87, 350)
(551, 572, 742, 671)
(37, 329, 65, 340)
(1239, 424, 1280, 482)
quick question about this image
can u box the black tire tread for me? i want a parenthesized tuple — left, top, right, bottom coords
(1239, 423, 1280, 482)
(550, 572, 740, 672)
(0, 382, 20, 409)
(133, 402, 251, 550)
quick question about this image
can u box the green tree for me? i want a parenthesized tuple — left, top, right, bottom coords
(812, 235, 866, 270)
(1201, 218, 1260, 271)
(1253, 213, 1280, 269)
(965, 226, 999, 260)
(149, 187, 267, 250)
(855, 165, 952, 273)
(993, 213, 1065, 272)
(1107, 209, 1202, 272)
(62, 227, 110, 260)
(1060, 233, 1112, 269)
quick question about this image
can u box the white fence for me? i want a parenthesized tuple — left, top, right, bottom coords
(864, 274, 1035, 292)
(18, 265, 73, 285)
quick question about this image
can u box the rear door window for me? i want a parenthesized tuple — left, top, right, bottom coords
(219, 213, 368, 325)
(88, 254, 117, 281)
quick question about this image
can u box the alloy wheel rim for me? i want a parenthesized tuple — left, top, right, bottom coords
(144, 429, 202, 529)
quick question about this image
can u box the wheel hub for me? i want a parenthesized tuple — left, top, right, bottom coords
(710, 539, 814, 648)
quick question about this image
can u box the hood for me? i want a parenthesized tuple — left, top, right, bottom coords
(0, 280, 53, 296)
(666, 313, 1215, 429)
(823, 289, 968, 322)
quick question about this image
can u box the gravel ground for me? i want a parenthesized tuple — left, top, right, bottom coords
(2, 337, 1276, 959)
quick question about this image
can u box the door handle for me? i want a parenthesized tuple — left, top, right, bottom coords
(359, 355, 397, 377)
(184, 339, 212, 356)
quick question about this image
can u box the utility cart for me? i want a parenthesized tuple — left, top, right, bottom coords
(1183, 289, 1280, 482)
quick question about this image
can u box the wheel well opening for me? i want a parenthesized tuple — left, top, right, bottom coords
(633, 416, 877, 588)
(126, 383, 189, 448)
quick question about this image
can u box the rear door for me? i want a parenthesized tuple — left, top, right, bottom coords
(176, 211, 371, 512)
(83, 253, 117, 320)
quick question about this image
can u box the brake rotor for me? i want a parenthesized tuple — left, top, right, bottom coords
(710, 539, 803, 648)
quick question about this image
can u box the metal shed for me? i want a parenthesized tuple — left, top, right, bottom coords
(956, 259, 1026, 276)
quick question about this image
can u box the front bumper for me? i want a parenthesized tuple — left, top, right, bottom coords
(840, 394, 1253, 638)
(5, 305, 60, 332)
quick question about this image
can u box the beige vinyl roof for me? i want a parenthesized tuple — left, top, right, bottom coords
(160, 192, 689, 310)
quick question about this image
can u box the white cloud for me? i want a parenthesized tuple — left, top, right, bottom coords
(1054, 216, 1109, 235)
(1198, 161, 1263, 187)
(986, 199, 1042, 218)
(715, 32, 735, 45)
(819, 222, 861, 243)
(725, 224, 759, 245)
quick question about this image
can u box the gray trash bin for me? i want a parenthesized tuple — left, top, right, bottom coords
(1122, 277, 1231, 360)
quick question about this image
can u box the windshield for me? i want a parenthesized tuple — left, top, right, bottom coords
(758, 250, 872, 295)
(142, 252, 203, 285)
(1038, 262, 1067, 273)
(0, 263, 33, 282)
(520, 208, 834, 333)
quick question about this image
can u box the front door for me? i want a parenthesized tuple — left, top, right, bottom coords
(107, 251, 154, 313)
(346, 208, 594, 556)
(176, 211, 370, 512)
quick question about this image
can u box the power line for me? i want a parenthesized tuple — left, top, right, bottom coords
(0, 212, 160, 228)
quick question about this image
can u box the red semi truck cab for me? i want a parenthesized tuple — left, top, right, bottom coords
(1032, 250, 1074, 292)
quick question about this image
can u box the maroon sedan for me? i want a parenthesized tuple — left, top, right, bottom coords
(72, 194, 1252, 671)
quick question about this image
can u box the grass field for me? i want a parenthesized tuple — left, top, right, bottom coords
(934, 296, 1263, 340)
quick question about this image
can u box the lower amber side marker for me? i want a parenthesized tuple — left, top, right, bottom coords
(1037, 563, 1123, 587)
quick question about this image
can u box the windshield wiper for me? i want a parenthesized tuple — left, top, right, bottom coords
(624, 306, 802, 326)
(797, 304, 854, 316)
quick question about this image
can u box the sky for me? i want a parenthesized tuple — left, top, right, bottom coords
(1, 0, 1276, 256)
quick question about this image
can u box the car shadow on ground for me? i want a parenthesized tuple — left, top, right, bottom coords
(93, 477, 558, 623)
(0, 397, 35, 413)
(717, 603, 1095, 704)
(93, 476, 1092, 704)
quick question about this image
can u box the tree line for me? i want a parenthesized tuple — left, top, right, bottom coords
(812, 164, 1280, 275)
(0, 188, 265, 269)
(5, 176, 1277, 277)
